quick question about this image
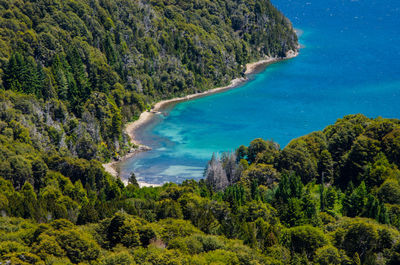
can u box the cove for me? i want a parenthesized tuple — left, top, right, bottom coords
(119, 0, 400, 185)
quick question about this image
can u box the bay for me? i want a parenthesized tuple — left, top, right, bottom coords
(119, 0, 400, 185)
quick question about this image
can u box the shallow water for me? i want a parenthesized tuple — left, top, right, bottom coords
(119, 0, 400, 185)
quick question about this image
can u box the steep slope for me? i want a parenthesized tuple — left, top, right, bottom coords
(0, 0, 298, 161)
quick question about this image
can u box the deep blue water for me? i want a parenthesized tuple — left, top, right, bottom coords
(119, 0, 400, 185)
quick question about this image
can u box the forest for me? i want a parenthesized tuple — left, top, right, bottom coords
(0, 0, 298, 162)
(3, 0, 400, 264)
(2, 113, 400, 264)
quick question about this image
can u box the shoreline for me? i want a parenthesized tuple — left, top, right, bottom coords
(127, 49, 299, 146)
(124, 76, 248, 147)
(103, 50, 299, 187)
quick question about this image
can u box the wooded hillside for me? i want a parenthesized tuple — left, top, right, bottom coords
(2, 115, 400, 264)
(0, 0, 298, 161)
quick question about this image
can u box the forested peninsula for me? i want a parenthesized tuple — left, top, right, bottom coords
(3, 0, 400, 265)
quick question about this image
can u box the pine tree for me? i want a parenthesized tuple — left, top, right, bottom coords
(67, 46, 91, 103)
(3, 53, 29, 93)
(20, 182, 38, 219)
(55, 69, 69, 100)
(318, 150, 334, 184)
(128, 173, 139, 189)
(325, 186, 337, 210)
(104, 34, 117, 65)
(365, 194, 380, 220)
(111, 111, 122, 139)
(343, 181, 368, 217)
(4, 53, 46, 98)
(35, 62, 46, 98)
(221, 152, 237, 183)
(205, 153, 229, 191)
(378, 201, 390, 224)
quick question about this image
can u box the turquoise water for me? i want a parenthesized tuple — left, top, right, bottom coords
(120, 0, 400, 185)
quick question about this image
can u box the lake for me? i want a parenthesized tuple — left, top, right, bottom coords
(119, 0, 400, 185)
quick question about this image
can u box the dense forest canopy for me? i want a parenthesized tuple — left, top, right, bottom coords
(2, 114, 400, 264)
(7, 0, 400, 264)
(0, 0, 298, 162)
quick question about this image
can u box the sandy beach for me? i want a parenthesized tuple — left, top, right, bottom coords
(124, 76, 247, 144)
(103, 49, 299, 186)
(245, 50, 298, 75)
(125, 49, 299, 146)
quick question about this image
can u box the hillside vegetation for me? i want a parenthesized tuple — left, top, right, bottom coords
(9, 1, 400, 264)
(0, 0, 298, 161)
(2, 115, 400, 264)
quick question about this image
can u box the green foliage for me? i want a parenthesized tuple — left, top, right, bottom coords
(3, 53, 46, 98)
(342, 181, 368, 217)
(318, 149, 334, 184)
(52, 228, 100, 263)
(0, 0, 297, 162)
(248, 138, 279, 164)
(314, 245, 350, 265)
(378, 179, 400, 204)
(101, 249, 136, 265)
(242, 163, 280, 188)
(3, 96, 400, 265)
(0, 2, 301, 262)
(275, 174, 303, 203)
(280, 225, 328, 259)
(329, 218, 400, 264)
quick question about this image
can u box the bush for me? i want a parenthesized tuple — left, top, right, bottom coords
(280, 225, 328, 258)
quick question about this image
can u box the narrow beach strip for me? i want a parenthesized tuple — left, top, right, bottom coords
(126, 50, 299, 147)
(125, 77, 247, 146)
(103, 50, 299, 186)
